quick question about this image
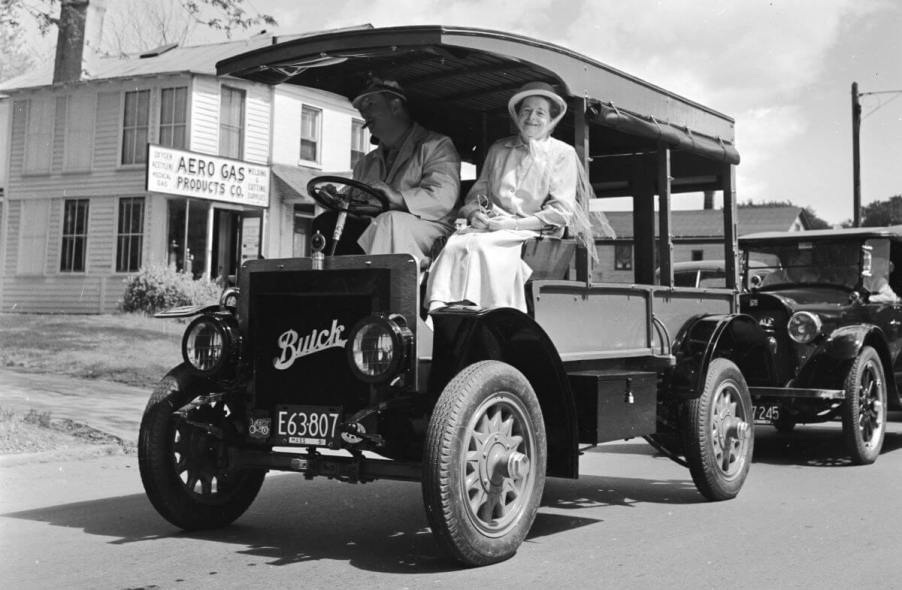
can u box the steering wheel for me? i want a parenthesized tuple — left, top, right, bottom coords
(306, 175, 389, 217)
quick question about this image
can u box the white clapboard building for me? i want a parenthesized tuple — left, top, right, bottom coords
(0, 16, 373, 313)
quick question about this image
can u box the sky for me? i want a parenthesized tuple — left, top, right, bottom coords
(247, 0, 901, 224)
(17, 0, 901, 224)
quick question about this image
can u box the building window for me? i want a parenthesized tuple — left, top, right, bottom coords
(64, 94, 95, 171)
(350, 118, 366, 169)
(614, 243, 633, 270)
(116, 197, 145, 272)
(17, 200, 49, 275)
(300, 105, 321, 162)
(691, 249, 704, 261)
(122, 89, 150, 165)
(60, 199, 89, 272)
(24, 98, 54, 174)
(219, 86, 245, 159)
(159, 86, 187, 149)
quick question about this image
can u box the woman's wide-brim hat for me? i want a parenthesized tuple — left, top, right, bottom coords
(507, 81, 567, 120)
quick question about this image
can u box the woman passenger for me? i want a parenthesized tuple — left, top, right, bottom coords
(425, 81, 612, 312)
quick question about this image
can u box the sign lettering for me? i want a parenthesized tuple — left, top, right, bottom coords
(274, 320, 348, 370)
(145, 144, 270, 207)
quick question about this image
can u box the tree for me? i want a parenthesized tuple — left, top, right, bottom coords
(861, 195, 902, 227)
(0, 0, 276, 40)
(801, 206, 831, 230)
(0, 19, 35, 80)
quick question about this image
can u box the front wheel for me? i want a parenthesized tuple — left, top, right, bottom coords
(138, 375, 265, 530)
(841, 346, 887, 465)
(684, 358, 754, 501)
(422, 361, 547, 567)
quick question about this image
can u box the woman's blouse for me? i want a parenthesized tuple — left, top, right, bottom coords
(459, 135, 578, 230)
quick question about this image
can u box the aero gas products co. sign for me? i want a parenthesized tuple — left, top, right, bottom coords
(146, 144, 270, 207)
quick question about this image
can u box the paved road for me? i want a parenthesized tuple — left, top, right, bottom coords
(2, 370, 902, 589)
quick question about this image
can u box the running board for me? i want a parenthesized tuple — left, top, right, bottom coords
(750, 386, 844, 400)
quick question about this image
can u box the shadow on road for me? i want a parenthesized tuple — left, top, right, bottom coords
(752, 423, 902, 467)
(2, 467, 704, 573)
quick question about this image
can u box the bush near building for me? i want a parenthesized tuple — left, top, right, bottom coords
(121, 265, 221, 314)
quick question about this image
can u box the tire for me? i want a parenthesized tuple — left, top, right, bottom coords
(684, 358, 754, 501)
(422, 361, 547, 567)
(138, 376, 265, 530)
(841, 346, 887, 465)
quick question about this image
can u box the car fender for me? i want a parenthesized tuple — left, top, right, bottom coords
(822, 324, 877, 361)
(157, 362, 220, 398)
(429, 306, 578, 479)
(814, 324, 900, 408)
(672, 314, 773, 398)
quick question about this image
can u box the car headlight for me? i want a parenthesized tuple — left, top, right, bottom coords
(182, 314, 239, 376)
(346, 314, 412, 383)
(787, 311, 822, 344)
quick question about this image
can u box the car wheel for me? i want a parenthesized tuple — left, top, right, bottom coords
(139, 375, 265, 530)
(422, 360, 547, 567)
(684, 358, 754, 501)
(841, 346, 887, 465)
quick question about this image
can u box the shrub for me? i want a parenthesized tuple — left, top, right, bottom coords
(121, 265, 222, 314)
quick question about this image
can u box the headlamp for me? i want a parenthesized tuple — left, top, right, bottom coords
(787, 311, 822, 344)
(182, 314, 239, 376)
(346, 314, 411, 383)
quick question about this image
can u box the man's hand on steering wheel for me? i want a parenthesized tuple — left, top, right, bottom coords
(368, 180, 405, 209)
(306, 176, 390, 218)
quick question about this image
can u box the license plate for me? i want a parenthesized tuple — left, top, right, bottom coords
(752, 404, 781, 424)
(274, 405, 342, 447)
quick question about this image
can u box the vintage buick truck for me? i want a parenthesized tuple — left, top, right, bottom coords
(139, 26, 768, 566)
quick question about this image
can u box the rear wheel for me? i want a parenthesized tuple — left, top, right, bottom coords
(684, 358, 754, 501)
(841, 346, 886, 465)
(423, 361, 547, 567)
(138, 376, 265, 530)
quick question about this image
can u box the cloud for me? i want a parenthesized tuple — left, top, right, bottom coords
(262, 0, 896, 219)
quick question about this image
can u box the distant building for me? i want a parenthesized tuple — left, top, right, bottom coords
(592, 206, 809, 282)
(0, 9, 374, 312)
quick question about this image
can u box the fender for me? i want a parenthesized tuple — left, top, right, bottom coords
(672, 313, 773, 398)
(807, 324, 900, 409)
(822, 324, 878, 361)
(159, 362, 221, 398)
(429, 306, 578, 479)
(155, 303, 224, 318)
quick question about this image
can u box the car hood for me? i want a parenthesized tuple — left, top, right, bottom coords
(750, 287, 851, 308)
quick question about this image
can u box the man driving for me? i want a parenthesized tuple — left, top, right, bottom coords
(312, 78, 461, 262)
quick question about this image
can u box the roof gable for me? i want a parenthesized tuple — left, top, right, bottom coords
(593, 205, 805, 238)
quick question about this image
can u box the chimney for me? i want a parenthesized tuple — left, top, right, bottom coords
(53, 0, 107, 84)
(703, 190, 715, 210)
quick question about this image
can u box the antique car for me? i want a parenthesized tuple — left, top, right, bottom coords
(739, 226, 902, 463)
(138, 26, 769, 566)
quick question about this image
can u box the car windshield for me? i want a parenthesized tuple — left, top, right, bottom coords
(743, 239, 865, 290)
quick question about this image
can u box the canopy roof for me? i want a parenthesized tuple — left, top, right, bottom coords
(218, 25, 740, 194)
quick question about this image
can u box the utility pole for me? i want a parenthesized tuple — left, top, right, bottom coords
(852, 82, 861, 227)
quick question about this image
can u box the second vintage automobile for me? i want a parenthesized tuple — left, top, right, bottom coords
(138, 25, 770, 566)
(740, 226, 902, 463)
